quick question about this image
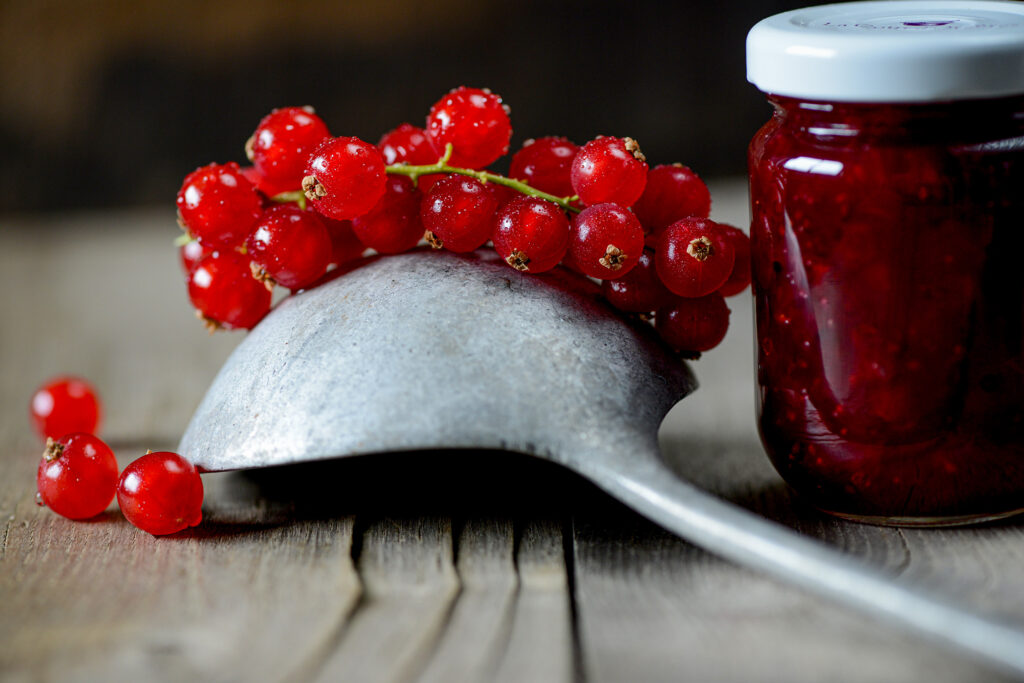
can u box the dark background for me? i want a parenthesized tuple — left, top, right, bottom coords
(0, 0, 833, 214)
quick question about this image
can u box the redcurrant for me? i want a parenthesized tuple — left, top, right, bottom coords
(240, 165, 294, 201)
(179, 239, 209, 276)
(246, 106, 330, 190)
(492, 197, 569, 273)
(421, 175, 498, 253)
(632, 164, 712, 233)
(717, 224, 752, 297)
(303, 136, 387, 221)
(352, 175, 424, 254)
(425, 86, 512, 169)
(188, 251, 273, 330)
(176, 162, 263, 248)
(379, 123, 445, 192)
(656, 218, 736, 298)
(117, 451, 204, 536)
(323, 218, 366, 267)
(37, 433, 119, 520)
(656, 293, 731, 353)
(246, 205, 332, 290)
(570, 136, 648, 208)
(509, 137, 578, 199)
(30, 376, 101, 441)
(602, 247, 678, 313)
(568, 203, 645, 280)
(379, 123, 436, 165)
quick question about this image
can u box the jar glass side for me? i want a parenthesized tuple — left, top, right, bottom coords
(748, 95, 1024, 525)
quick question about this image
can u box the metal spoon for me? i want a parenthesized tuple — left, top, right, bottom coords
(179, 249, 1024, 677)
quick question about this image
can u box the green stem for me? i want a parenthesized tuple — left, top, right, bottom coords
(386, 144, 581, 213)
(270, 190, 307, 211)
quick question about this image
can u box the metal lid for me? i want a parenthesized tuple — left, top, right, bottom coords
(747, 1, 1024, 102)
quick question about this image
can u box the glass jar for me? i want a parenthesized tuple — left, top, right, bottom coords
(746, 1, 1024, 525)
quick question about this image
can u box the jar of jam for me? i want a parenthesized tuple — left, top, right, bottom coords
(746, 1, 1024, 525)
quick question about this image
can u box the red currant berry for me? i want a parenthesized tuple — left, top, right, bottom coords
(379, 123, 436, 165)
(179, 239, 209, 276)
(246, 205, 332, 290)
(570, 136, 648, 208)
(240, 165, 294, 201)
(188, 251, 272, 331)
(568, 203, 645, 280)
(602, 247, 678, 313)
(425, 86, 512, 169)
(632, 164, 711, 233)
(303, 136, 387, 221)
(421, 175, 498, 253)
(656, 293, 731, 353)
(352, 175, 424, 254)
(379, 122, 445, 192)
(37, 434, 119, 520)
(717, 224, 752, 297)
(176, 162, 263, 248)
(656, 218, 736, 298)
(117, 451, 204, 536)
(323, 218, 366, 267)
(30, 376, 101, 441)
(246, 106, 330, 190)
(509, 137, 578, 198)
(492, 197, 570, 274)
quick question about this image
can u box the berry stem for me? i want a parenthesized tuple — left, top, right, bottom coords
(270, 190, 308, 211)
(386, 144, 582, 213)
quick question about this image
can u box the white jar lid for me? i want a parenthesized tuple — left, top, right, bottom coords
(747, 1, 1024, 102)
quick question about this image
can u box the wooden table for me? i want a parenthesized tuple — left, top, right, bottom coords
(2, 182, 1023, 683)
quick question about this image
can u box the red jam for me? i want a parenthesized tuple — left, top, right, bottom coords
(749, 94, 1024, 524)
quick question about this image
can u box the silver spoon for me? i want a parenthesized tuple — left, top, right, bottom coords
(179, 249, 1024, 677)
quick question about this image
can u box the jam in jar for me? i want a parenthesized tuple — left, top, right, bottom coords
(746, 1, 1024, 524)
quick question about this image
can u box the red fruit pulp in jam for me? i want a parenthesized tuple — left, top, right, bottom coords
(749, 95, 1024, 521)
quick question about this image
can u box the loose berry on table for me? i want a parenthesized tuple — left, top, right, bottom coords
(352, 175, 424, 254)
(632, 164, 712, 234)
(176, 162, 263, 248)
(421, 175, 498, 253)
(117, 451, 204, 536)
(425, 86, 512, 169)
(246, 205, 332, 290)
(492, 197, 570, 274)
(246, 106, 330, 191)
(656, 293, 731, 353)
(303, 136, 387, 221)
(188, 251, 273, 331)
(509, 137, 578, 199)
(37, 433, 119, 520)
(570, 136, 648, 208)
(568, 203, 645, 280)
(30, 376, 102, 441)
(602, 247, 678, 313)
(656, 217, 736, 298)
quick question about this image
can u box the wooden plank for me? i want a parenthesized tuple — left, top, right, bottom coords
(310, 515, 460, 683)
(492, 518, 575, 683)
(0, 454, 363, 683)
(415, 517, 518, 683)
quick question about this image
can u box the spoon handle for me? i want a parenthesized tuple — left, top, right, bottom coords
(584, 452, 1024, 678)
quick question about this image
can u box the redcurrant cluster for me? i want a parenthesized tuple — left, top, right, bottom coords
(176, 87, 750, 354)
(29, 376, 203, 535)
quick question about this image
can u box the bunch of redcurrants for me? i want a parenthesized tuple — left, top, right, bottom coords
(177, 86, 750, 354)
